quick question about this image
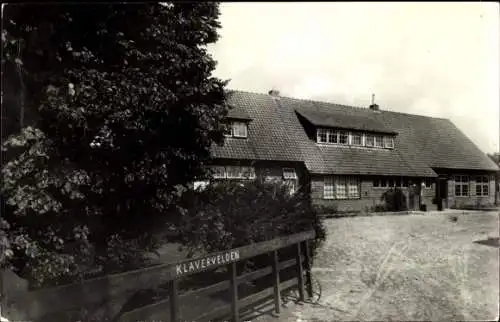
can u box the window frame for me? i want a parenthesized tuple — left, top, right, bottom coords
(338, 131, 349, 145)
(365, 134, 375, 147)
(211, 166, 255, 180)
(384, 136, 395, 149)
(324, 176, 360, 199)
(283, 168, 298, 180)
(351, 132, 363, 146)
(317, 128, 328, 143)
(324, 177, 335, 199)
(475, 175, 489, 196)
(315, 128, 396, 150)
(454, 175, 470, 197)
(232, 121, 248, 138)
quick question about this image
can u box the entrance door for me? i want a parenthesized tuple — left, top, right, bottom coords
(436, 177, 448, 210)
(408, 184, 419, 210)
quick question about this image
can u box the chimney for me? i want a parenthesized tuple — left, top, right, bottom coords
(268, 89, 280, 97)
(369, 93, 380, 111)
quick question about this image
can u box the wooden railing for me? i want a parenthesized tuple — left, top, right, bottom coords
(3, 230, 316, 322)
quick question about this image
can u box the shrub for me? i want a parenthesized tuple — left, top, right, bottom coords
(371, 204, 388, 212)
(177, 180, 326, 263)
(381, 188, 408, 211)
(314, 204, 339, 215)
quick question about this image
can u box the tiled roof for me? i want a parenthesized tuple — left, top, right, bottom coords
(295, 107, 396, 134)
(226, 96, 252, 121)
(211, 90, 499, 175)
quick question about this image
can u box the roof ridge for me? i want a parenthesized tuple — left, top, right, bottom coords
(227, 88, 449, 121)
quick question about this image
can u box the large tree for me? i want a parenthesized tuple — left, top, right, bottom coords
(1, 2, 228, 287)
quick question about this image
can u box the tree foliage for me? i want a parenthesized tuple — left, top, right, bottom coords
(1, 3, 228, 287)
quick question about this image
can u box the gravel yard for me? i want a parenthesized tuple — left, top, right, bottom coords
(253, 211, 499, 321)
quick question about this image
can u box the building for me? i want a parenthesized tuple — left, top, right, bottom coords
(207, 89, 499, 212)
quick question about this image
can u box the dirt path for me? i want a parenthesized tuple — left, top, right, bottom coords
(252, 211, 499, 321)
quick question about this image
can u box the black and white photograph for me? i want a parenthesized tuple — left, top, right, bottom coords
(1, 2, 499, 322)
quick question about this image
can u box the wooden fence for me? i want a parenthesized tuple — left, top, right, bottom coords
(2, 230, 315, 322)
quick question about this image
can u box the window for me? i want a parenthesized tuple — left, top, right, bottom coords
(335, 177, 347, 199)
(193, 181, 209, 191)
(283, 168, 298, 195)
(402, 178, 409, 187)
(454, 175, 469, 196)
(395, 178, 401, 187)
(339, 131, 349, 145)
(373, 179, 380, 187)
(324, 177, 335, 199)
(284, 180, 296, 195)
(224, 121, 248, 138)
(315, 128, 396, 149)
(365, 135, 375, 147)
(351, 132, 362, 146)
(424, 178, 432, 188)
(232, 122, 248, 138)
(283, 168, 297, 180)
(317, 129, 328, 143)
(211, 166, 255, 180)
(328, 130, 338, 144)
(223, 123, 232, 137)
(384, 136, 394, 149)
(476, 175, 489, 196)
(387, 178, 394, 187)
(380, 179, 387, 187)
(324, 176, 360, 199)
(212, 166, 226, 179)
(347, 176, 359, 198)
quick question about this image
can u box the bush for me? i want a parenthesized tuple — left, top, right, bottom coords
(314, 204, 339, 215)
(177, 180, 326, 263)
(371, 204, 388, 212)
(380, 188, 408, 211)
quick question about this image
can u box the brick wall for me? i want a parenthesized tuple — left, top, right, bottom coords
(446, 174, 496, 208)
(311, 175, 437, 212)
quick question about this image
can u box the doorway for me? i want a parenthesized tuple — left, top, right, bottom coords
(436, 177, 448, 210)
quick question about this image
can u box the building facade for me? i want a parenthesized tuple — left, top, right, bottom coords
(205, 90, 499, 212)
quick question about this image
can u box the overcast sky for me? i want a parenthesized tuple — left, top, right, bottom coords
(208, 2, 499, 154)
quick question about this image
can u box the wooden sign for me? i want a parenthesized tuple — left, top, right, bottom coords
(176, 250, 240, 276)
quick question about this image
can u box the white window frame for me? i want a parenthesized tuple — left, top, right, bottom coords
(317, 128, 328, 143)
(384, 136, 394, 149)
(351, 132, 363, 146)
(454, 175, 469, 197)
(211, 166, 255, 180)
(232, 121, 248, 138)
(365, 134, 375, 147)
(315, 128, 395, 150)
(324, 177, 335, 199)
(283, 168, 297, 180)
(476, 175, 489, 196)
(338, 131, 349, 145)
(324, 176, 360, 199)
(212, 166, 226, 179)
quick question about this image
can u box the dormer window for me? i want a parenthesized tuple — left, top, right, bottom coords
(384, 136, 394, 149)
(351, 132, 363, 146)
(224, 121, 248, 138)
(316, 128, 395, 149)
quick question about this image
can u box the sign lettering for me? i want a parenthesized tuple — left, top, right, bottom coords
(175, 250, 240, 277)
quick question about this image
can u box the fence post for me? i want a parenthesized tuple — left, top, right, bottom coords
(303, 240, 313, 299)
(169, 279, 179, 322)
(296, 243, 305, 302)
(229, 262, 239, 322)
(271, 250, 281, 314)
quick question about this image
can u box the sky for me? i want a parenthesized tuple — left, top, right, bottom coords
(208, 2, 499, 154)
